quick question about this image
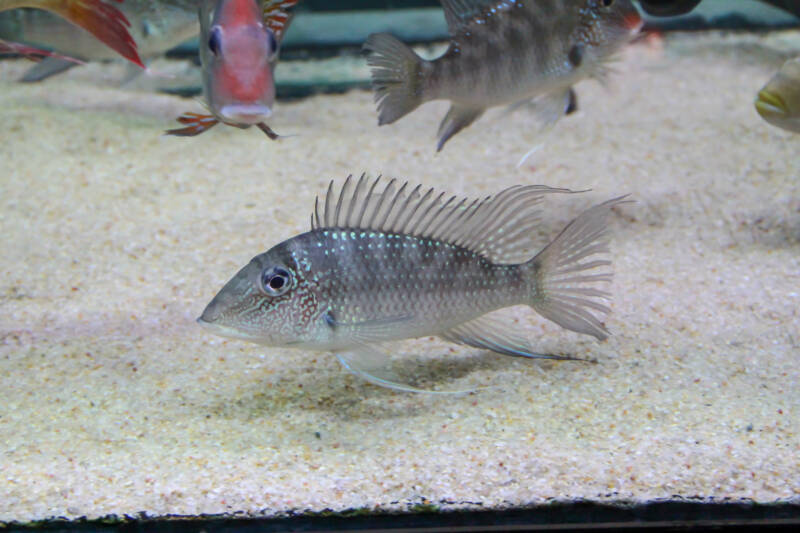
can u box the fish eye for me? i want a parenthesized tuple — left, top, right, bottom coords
(601, 0, 614, 6)
(266, 29, 279, 59)
(260, 266, 292, 296)
(208, 26, 222, 56)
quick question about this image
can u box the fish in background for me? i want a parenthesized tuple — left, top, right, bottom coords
(166, 0, 299, 138)
(0, 0, 196, 82)
(198, 174, 626, 392)
(636, 0, 701, 16)
(0, 36, 85, 64)
(0, 0, 142, 68)
(637, 0, 800, 18)
(364, 0, 642, 153)
(755, 56, 800, 134)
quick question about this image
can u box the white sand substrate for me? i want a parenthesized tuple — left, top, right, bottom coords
(0, 31, 799, 522)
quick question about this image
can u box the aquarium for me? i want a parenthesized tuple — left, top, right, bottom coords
(0, 0, 798, 530)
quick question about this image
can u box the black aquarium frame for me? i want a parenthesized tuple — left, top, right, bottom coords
(3, 500, 800, 532)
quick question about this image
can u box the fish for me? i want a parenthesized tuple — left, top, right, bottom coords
(198, 174, 627, 392)
(0, 0, 142, 67)
(0, 0, 196, 81)
(364, 0, 642, 152)
(639, 0, 800, 18)
(755, 56, 800, 135)
(636, 0, 701, 16)
(166, 0, 299, 138)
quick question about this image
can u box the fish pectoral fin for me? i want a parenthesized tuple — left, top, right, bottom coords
(336, 343, 478, 394)
(436, 104, 485, 152)
(165, 113, 220, 137)
(324, 311, 415, 344)
(439, 314, 592, 361)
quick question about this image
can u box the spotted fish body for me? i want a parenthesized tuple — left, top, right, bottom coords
(234, 228, 530, 350)
(364, 0, 642, 151)
(199, 175, 626, 392)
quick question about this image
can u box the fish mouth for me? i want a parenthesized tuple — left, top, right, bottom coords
(218, 104, 272, 124)
(196, 316, 264, 343)
(755, 89, 788, 118)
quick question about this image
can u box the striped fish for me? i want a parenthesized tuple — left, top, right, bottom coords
(364, 0, 642, 152)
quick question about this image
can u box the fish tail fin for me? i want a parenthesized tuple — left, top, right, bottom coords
(48, 0, 143, 67)
(523, 196, 630, 341)
(363, 33, 428, 125)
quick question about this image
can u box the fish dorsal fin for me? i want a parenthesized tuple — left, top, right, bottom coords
(310, 174, 580, 264)
(441, 0, 509, 33)
(263, 0, 300, 42)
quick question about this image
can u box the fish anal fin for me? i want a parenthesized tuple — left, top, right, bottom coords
(436, 104, 484, 152)
(165, 112, 219, 137)
(440, 313, 591, 361)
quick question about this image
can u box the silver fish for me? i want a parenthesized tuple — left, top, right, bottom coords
(0, 0, 196, 80)
(755, 56, 800, 135)
(364, 0, 642, 152)
(198, 175, 626, 392)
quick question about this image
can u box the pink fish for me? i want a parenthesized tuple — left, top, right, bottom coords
(167, 0, 298, 138)
(0, 0, 143, 67)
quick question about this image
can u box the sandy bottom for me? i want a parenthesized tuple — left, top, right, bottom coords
(1, 31, 799, 523)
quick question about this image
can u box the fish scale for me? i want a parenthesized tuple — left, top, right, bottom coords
(298, 230, 522, 339)
(199, 175, 627, 392)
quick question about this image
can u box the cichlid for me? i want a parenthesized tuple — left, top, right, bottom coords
(0, 0, 195, 81)
(198, 175, 626, 392)
(364, 0, 642, 152)
(755, 56, 800, 135)
(166, 0, 298, 138)
(0, 0, 142, 67)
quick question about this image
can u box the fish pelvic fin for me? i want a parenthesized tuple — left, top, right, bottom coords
(336, 343, 480, 394)
(524, 196, 631, 341)
(436, 104, 484, 152)
(364, 33, 428, 126)
(257, 122, 282, 140)
(165, 112, 219, 137)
